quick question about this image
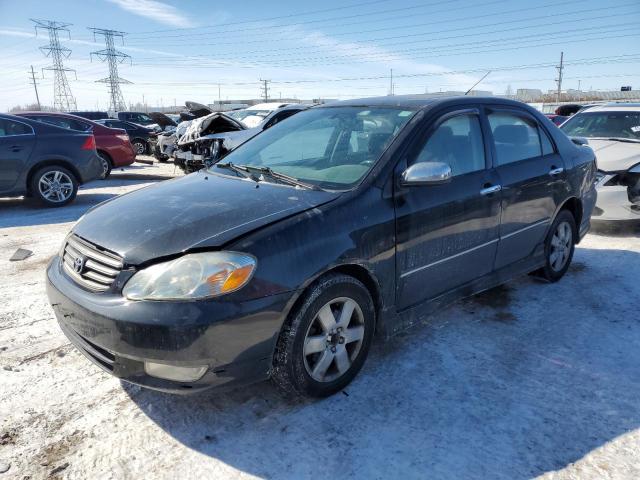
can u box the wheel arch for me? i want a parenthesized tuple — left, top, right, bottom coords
(26, 160, 81, 193)
(280, 263, 383, 338)
(96, 149, 113, 165)
(556, 196, 583, 239)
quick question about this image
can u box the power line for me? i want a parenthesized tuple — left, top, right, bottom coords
(129, 0, 468, 39)
(128, 0, 391, 35)
(28, 65, 41, 110)
(88, 28, 132, 112)
(31, 18, 77, 111)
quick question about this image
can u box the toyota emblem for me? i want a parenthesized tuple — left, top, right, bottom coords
(73, 256, 85, 274)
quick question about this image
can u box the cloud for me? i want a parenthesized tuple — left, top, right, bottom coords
(106, 0, 192, 28)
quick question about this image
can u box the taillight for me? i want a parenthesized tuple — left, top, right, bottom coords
(116, 134, 130, 142)
(81, 136, 96, 150)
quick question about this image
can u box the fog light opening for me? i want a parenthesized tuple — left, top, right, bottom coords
(144, 362, 208, 382)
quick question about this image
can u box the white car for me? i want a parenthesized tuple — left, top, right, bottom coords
(226, 103, 292, 128)
(561, 103, 640, 221)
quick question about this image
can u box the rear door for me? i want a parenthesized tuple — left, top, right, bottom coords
(395, 107, 502, 309)
(0, 118, 36, 193)
(485, 107, 566, 269)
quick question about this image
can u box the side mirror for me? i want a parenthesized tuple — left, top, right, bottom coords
(570, 136, 589, 146)
(401, 161, 452, 186)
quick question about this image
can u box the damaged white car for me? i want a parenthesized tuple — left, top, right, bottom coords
(561, 103, 640, 221)
(175, 104, 309, 173)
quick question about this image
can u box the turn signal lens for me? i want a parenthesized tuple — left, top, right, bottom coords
(221, 264, 254, 293)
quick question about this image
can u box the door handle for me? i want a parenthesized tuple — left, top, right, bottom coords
(480, 184, 502, 196)
(10, 145, 24, 152)
(549, 167, 564, 176)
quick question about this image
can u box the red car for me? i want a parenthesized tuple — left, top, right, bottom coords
(16, 111, 135, 179)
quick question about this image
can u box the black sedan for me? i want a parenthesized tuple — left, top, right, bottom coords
(46, 96, 597, 397)
(0, 113, 103, 206)
(95, 119, 157, 155)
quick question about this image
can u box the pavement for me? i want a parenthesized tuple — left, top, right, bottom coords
(1, 159, 639, 480)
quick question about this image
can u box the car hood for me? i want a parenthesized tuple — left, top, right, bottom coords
(178, 112, 246, 146)
(185, 101, 213, 117)
(72, 170, 339, 265)
(587, 139, 640, 172)
(148, 112, 177, 129)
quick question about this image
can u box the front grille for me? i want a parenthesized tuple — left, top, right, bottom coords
(62, 234, 123, 292)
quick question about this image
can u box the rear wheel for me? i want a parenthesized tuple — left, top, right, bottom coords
(97, 151, 112, 179)
(30, 165, 78, 207)
(534, 210, 576, 282)
(272, 274, 375, 397)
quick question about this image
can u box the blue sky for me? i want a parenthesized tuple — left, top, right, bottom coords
(1, 0, 639, 110)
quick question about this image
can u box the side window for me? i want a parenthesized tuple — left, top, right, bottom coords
(488, 111, 542, 165)
(540, 127, 555, 156)
(412, 113, 486, 176)
(0, 119, 33, 136)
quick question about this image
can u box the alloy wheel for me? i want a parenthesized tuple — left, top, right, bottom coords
(38, 171, 74, 203)
(549, 221, 572, 272)
(99, 155, 110, 178)
(134, 141, 145, 154)
(303, 297, 365, 383)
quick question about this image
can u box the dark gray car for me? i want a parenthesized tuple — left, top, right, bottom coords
(0, 113, 103, 206)
(46, 96, 597, 398)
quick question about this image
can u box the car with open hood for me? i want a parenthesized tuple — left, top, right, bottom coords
(46, 96, 596, 397)
(176, 104, 310, 173)
(560, 103, 640, 221)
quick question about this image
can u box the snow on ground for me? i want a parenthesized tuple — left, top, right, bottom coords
(0, 160, 639, 480)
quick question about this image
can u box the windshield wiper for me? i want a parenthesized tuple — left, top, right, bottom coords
(215, 162, 258, 182)
(605, 137, 640, 144)
(241, 165, 322, 190)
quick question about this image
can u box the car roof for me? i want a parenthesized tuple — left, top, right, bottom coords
(16, 111, 101, 123)
(579, 102, 640, 112)
(246, 102, 291, 111)
(321, 95, 536, 111)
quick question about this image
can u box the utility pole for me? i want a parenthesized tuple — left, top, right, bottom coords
(260, 79, 271, 102)
(88, 28, 132, 113)
(389, 68, 394, 95)
(31, 19, 77, 111)
(555, 51, 564, 105)
(28, 65, 41, 110)
(218, 83, 221, 108)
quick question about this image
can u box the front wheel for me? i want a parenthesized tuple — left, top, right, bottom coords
(534, 210, 576, 282)
(98, 152, 112, 179)
(272, 274, 375, 397)
(132, 139, 146, 155)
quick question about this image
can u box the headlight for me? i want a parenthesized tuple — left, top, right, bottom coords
(123, 251, 256, 301)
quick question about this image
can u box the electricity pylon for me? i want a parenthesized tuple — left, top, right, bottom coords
(31, 19, 77, 111)
(88, 28, 132, 112)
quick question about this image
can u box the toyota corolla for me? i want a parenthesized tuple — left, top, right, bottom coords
(46, 96, 596, 397)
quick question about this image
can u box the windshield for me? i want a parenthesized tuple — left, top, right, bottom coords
(560, 111, 640, 140)
(227, 109, 270, 121)
(211, 106, 416, 190)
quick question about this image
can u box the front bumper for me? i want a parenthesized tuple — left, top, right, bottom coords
(593, 185, 640, 221)
(46, 256, 293, 393)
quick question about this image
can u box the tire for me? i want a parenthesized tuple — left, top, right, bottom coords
(534, 210, 577, 282)
(97, 151, 112, 179)
(30, 165, 78, 207)
(132, 139, 146, 155)
(272, 273, 375, 398)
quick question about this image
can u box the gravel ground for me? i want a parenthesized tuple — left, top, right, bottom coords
(1, 160, 639, 480)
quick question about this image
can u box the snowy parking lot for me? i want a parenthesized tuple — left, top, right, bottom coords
(1, 160, 639, 479)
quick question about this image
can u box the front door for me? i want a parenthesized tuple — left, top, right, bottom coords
(0, 118, 35, 193)
(485, 108, 566, 269)
(395, 108, 502, 310)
